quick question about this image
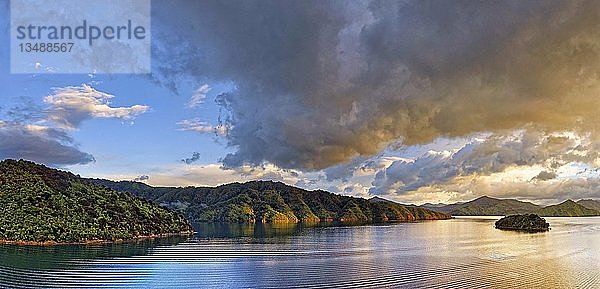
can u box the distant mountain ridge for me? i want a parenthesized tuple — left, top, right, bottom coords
(90, 179, 451, 223)
(576, 199, 600, 211)
(420, 196, 600, 217)
(537, 200, 599, 217)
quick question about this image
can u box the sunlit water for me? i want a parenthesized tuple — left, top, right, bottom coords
(2, 217, 600, 288)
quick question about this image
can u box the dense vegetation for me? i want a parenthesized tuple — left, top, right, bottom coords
(421, 196, 600, 217)
(90, 179, 451, 223)
(535, 200, 599, 217)
(0, 160, 192, 244)
(495, 214, 550, 232)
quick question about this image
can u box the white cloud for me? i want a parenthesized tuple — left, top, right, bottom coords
(100, 162, 306, 188)
(44, 84, 149, 129)
(177, 118, 229, 136)
(0, 84, 151, 166)
(368, 129, 600, 196)
(186, 84, 210, 108)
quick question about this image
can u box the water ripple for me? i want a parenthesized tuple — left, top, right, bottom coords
(1, 218, 599, 288)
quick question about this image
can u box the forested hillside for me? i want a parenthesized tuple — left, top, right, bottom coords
(0, 160, 192, 244)
(91, 179, 451, 223)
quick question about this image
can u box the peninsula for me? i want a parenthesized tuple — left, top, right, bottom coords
(0, 160, 193, 245)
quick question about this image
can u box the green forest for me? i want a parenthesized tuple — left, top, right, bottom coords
(0, 159, 192, 244)
(92, 179, 451, 223)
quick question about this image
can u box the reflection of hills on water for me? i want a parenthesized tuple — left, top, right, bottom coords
(194, 222, 305, 239)
(0, 237, 187, 269)
(0, 236, 188, 269)
(1, 218, 600, 288)
(192, 221, 360, 239)
(0, 236, 189, 289)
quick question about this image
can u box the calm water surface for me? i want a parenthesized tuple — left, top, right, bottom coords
(1, 217, 600, 288)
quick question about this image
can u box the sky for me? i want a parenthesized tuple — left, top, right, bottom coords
(1, 0, 600, 205)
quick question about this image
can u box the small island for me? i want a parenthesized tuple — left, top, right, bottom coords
(495, 214, 550, 232)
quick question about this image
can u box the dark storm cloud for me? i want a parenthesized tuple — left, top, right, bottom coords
(0, 97, 95, 166)
(153, 0, 600, 170)
(0, 122, 95, 166)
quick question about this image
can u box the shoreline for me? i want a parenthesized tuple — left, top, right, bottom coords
(194, 217, 453, 224)
(495, 226, 550, 232)
(0, 231, 194, 246)
(194, 217, 453, 226)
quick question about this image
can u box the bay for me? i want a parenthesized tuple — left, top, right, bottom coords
(1, 217, 599, 288)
